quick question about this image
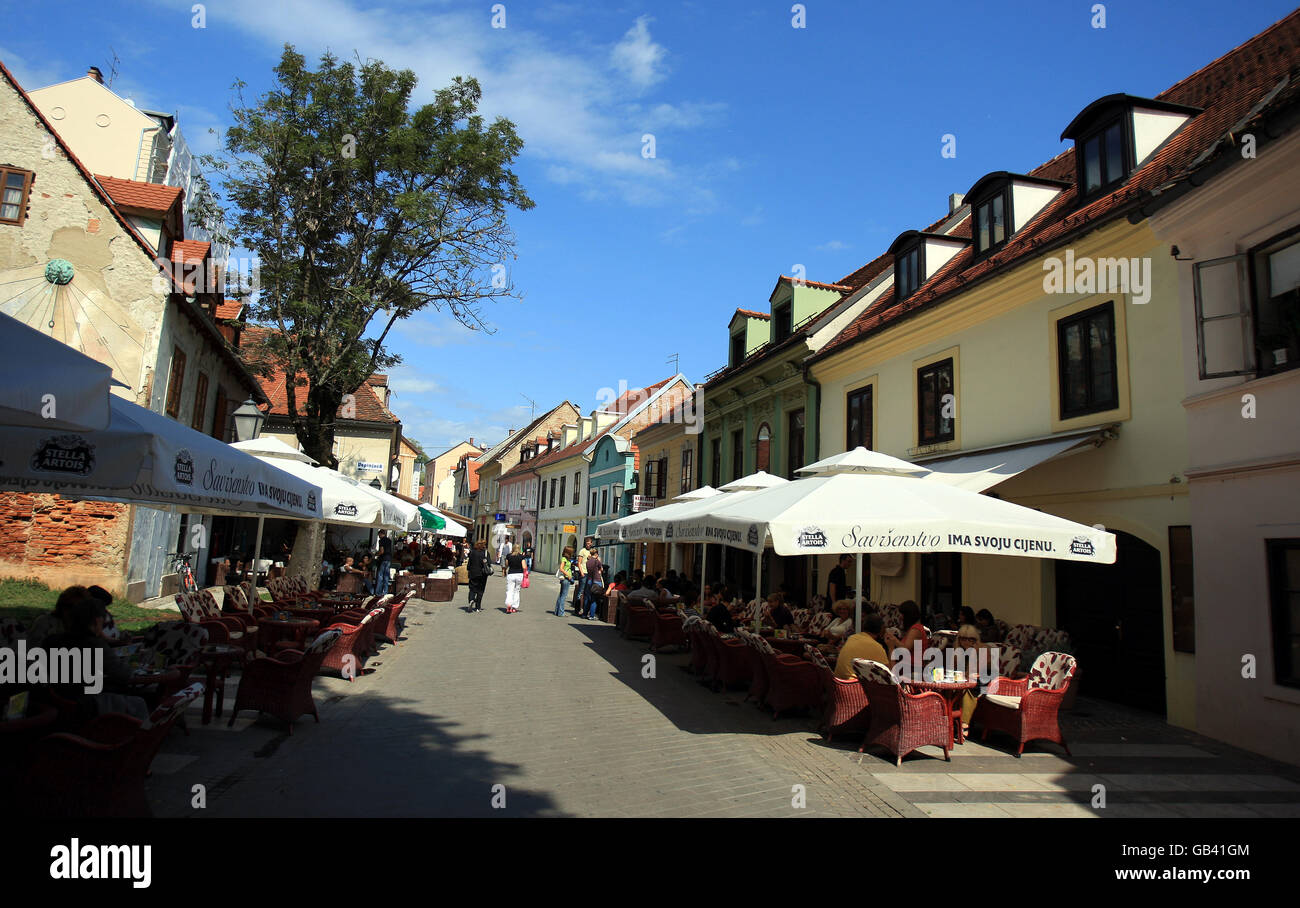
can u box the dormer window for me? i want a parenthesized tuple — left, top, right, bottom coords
(773, 302, 792, 342)
(1079, 117, 1128, 196)
(973, 190, 1008, 256)
(1062, 94, 1200, 203)
(895, 245, 921, 300)
(730, 331, 745, 366)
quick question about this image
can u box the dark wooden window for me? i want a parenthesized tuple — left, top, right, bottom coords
(1267, 538, 1300, 689)
(1251, 228, 1300, 377)
(680, 448, 693, 494)
(896, 245, 921, 299)
(710, 437, 722, 488)
(555, 476, 562, 509)
(0, 167, 34, 225)
(730, 331, 746, 366)
(917, 358, 955, 445)
(1169, 525, 1195, 654)
(211, 390, 228, 441)
(773, 303, 792, 342)
(755, 423, 771, 472)
(731, 429, 744, 482)
(1058, 301, 1119, 418)
(164, 347, 187, 419)
(974, 190, 1008, 255)
(191, 372, 209, 432)
(786, 409, 805, 479)
(600, 487, 608, 514)
(644, 459, 660, 498)
(572, 471, 580, 505)
(846, 385, 873, 450)
(589, 490, 598, 517)
(1078, 118, 1128, 197)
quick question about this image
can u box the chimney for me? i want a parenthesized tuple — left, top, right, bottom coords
(87, 66, 104, 84)
(469, 437, 474, 447)
(949, 193, 965, 215)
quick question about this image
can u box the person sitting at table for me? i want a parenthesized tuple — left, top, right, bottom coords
(824, 600, 855, 641)
(359, 554, 377, 594)
(42, 588, 147, 721)
(336, 556, 364, 594)
(952, 625, 989, 734)
(655, 577, 682, 607)
(975, 608, 1004, 643)
(26, 585, 78, 646)
(835, 613, 891, 680)
(884, 600, 928, 658)
(626, 575, 659, 605)
(764, 592, 794, 630)
(706, 592, 735, 634)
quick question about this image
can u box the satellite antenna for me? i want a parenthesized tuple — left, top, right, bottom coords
(667, 352, 679, 374)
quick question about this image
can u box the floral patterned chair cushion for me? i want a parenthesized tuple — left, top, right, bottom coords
(997, 644, 1021, 677)
(307, 627, 343, 655)
(138, 621, 209, 666)
(1027, 651, 1077, 692)
(223, 585, 250, 613)
(803, 644, 831, 670)
(852, 658, 898, 686)
(142, 681, 205, 730)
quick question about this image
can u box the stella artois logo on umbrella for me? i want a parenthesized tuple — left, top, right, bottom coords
(665, 522, 674, 539)
(174, 449, 194, 485)
(747, 524, 760, 546)
(1070, 536, 1095, 556)
(307, 490, 318, 512)
(31, 435, 95, 475)
(797, 526, 827, 548)
(335, 501, 358, 517)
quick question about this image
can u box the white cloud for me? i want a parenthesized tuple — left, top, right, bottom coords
(610, 17, 668, 91)
(816, 240, 849, 251)
(0, 46, 72, 92)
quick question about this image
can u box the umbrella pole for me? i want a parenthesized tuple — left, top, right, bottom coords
(855, 552, 863, 633)
(753, 549, 762, 633)
(252, 516, 265, 591)
(701, 543, 708, 610)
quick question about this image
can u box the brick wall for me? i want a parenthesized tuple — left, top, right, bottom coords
(0, 492, 131, 595)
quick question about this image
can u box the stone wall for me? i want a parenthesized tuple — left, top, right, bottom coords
(0, 493, 131, 595)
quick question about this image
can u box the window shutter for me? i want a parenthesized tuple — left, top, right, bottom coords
(1193, 254, 1254, 378)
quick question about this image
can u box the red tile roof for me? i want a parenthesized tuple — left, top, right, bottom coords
(170, 239, 211, 264)
(778, 276, 851, 292)
(733, 308, 770, 320)
(814, 9, 1300, 362)
(240, 326, 399, 423)
(466, 460, 480, 493)
(604, 378, 672, 417)
(215, 300, 244, 320)
(94, 174, 182, 213)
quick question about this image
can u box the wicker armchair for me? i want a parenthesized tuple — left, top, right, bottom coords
(762, 645, 823, 719)
(621, 594, 658, 639)
(227, 628, 342, 732)
(319, 609, 385, 679)
(813, 647, 869, 743)
(735, 629, 772, 705)
(853, 659, 952, 765)
(686, 617, 712, 677)
(696, 621, 724, 685)
(374, 591, 414, 645)
(973, 651, 1077, 756)
(650, 608, 688, 653)
(19, 682, 203, 817)
(133, 621, 208, 693)
(223, 584, 273, 624)
(175, 591, 258, 658)
(712, 630, 752, 693)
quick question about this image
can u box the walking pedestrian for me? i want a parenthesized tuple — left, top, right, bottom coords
(504, 547, 527, 613)
(374, 529, 393, 597)
(583, 550, 605, 620)
(555, 546, 575, 616)
(467, 540, 491, 612)
(575, 537, 592, 614)
(523, 541, 534, 572)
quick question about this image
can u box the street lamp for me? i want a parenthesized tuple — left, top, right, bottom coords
(231, 399, 265, 442)
(369, 478, 382, 490)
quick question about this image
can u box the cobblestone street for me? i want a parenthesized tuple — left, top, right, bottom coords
(146, 577, 1300, 818)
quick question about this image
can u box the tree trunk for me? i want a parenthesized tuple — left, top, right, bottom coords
(288, 520, 325, 591)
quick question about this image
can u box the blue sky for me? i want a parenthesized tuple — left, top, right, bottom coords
(4, 0, 1296, 457)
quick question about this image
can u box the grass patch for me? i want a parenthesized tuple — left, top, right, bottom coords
(0, 578, 181, 632)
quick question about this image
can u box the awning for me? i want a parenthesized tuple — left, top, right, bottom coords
(917, 429, 1109, 493)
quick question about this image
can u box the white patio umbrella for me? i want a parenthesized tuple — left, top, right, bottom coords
(716, 470, 789, 491)
(0, 394, 322, 519)
(796, 446, 930, 476)
(673, 485, 721, 501)
(690, 468, 1117, 630)
(0, 311, 125, 432)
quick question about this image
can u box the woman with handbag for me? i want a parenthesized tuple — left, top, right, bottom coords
(504, 547, 527, 613)
(554, 546, 575, 617)
(467, 540, 491, 613)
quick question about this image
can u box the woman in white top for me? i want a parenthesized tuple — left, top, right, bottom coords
(825, 600, 855, 640)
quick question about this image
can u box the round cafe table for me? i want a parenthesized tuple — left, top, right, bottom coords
(196, 644, 243, 724)
(902, 676, 978, 744)
(258, 617, 319, 653)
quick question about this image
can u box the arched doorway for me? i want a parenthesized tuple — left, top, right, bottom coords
(1056, 529, 1166, 715)
(755, 423, 771, 473)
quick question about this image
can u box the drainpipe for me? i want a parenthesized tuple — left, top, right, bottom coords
(803, 361, 822, 463)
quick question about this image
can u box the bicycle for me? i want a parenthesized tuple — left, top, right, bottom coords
(168, 551, 199, 594)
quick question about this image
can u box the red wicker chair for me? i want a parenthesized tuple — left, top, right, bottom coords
(686, 617, 711, 676)
(972, 652, 1077, 756)
(622, 596, 658, 640)
(374, 591, 414, 645)
(650, 608, 688, 652)
(814, 647, 869, 743)
(132, 621, 208, 695)
(736, 630, 772, 705)
(223, 584, 274, 624)
(853, 659, 951, 765)
(175, 590, 258, 658)
(227, 628, 342, 732)
(318, 609, 384, 680)
(696, 621, 723, 685)
(18, 682, 203, 817)
(761, 647, 823, 719)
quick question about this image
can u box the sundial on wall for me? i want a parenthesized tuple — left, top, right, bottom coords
(0, 258, 146, 390)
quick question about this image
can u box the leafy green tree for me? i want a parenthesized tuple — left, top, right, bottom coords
(206, 45, 533, 467)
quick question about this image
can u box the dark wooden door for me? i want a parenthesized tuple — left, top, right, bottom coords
(1056, 530, 1166, 714)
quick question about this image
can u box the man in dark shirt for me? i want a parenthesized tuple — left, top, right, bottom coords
(827, 554, 852, 604)
(375, 530, 393, 597)
(706, 594, 735, 634)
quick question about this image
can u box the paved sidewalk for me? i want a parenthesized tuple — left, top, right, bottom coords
(144, 574, 1300, 818)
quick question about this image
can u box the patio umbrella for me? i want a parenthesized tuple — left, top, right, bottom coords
(689, 468, 1117, 630)
(424, 507, 466, 537)
(0, 393, 323, 519)
(0, 311, 125, 432)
